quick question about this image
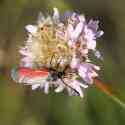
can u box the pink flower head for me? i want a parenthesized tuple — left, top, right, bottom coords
(13, 8, 104, 98)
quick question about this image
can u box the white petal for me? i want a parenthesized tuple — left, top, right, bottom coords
(87, 40, 96, 50)
(25, 25, 37, 34)
(93, 65, 100, 70)
(32, 84, 40, 90)
(78, 15, 85, 22)
(37, 12, 45, 24)
(99, 31, 104, 36)
(76, 87, 84, 98)
(70, 80, 84, 98)
(73, 82, 84, 97)
(84, 26, 94, 40)
(72, 22, 83, 39)
(75, 87, 84, 98)
(55, 84, 65, 93)
(53, 8, 60, 20)
(80, 48, 88, 55)
(44, 82, 49, 94)
(19, 49, 32, 57)
(89, 71, 98, 77)
(44, 16, 53, 25)
(80, 83, 88, 88)
(66, 24, 74, 39)
(96, 31, 104, 38)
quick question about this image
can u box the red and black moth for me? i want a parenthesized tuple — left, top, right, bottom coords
(11, 67, 67, 84)
(11, 67, 81, 95)
(11, 67, 50, 83)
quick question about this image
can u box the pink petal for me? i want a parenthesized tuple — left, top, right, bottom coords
(21, 57, 32, 63)
(87, 40, 96, 50)
(70, 57, 80, 69)
(19, 49, 32, 57)
(71, 22, 84, 40)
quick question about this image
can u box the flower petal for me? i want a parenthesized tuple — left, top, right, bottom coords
(80, 83, 88, 88)
(55, 84, 65, 93)
(88, 20, 99, 32)
(94, 50, 103, 60)
(95, 31, 104, 38)
(37, 12, 45, 25)
(87, 40, 96, 50)
(70, 57, 80, 69)
(53, 7, 60, 23)
(25, 25, 37, 34)
(71, 22, 84, 40)
(44, 82, 49, 94)
(32, 84, 40, 90)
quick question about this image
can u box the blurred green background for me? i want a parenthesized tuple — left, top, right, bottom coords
(0, 0, 125, 125)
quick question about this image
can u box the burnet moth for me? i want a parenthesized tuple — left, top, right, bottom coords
(11, 65, 80, 95)
(11, 67, 50, 83)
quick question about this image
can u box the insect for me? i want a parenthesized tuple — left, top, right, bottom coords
(11, 66, 80, 95)
(11, 66, 63, 84)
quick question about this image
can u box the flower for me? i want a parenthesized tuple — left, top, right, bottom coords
(16, 8, 104, 97)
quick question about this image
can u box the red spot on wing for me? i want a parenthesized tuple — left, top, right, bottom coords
(19, 67, 49, 79)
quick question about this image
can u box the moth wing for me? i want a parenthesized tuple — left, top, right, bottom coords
(11, 67, 19, 82)
(22, 76, 47, 85)
(19, 75, 50, 91)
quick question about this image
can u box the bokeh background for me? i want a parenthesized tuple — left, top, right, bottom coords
(0, 0, 125, 125)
